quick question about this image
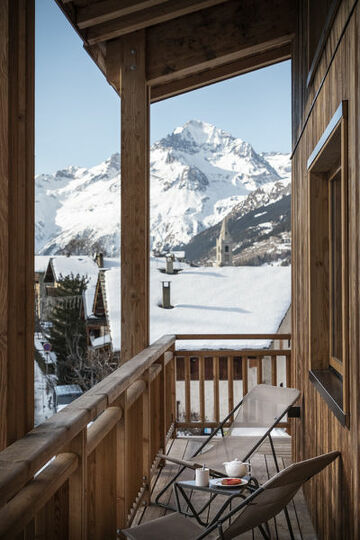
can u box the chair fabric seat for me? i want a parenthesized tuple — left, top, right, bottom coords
(189, 385, 300, 474)
(121, 512, 216, 540)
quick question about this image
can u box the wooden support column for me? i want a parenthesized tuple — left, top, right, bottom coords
(119, 30, 150, 363)
(0, 0, 35, 449)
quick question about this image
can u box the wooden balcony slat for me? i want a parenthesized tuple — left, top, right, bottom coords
(199, 357, 205, 424)
(271, 354, 277, 386)
(184, 358, 191, 423)
(0, 453, 78, 539)
(242, 357, 248, 396)
(257, 356, 262, 385)
(126, 380, 147, 410)
(213, 356, 220, 423)
(227, 357, 234, 418)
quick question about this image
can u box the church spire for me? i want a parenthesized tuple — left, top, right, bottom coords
(216, 216, 233, 266)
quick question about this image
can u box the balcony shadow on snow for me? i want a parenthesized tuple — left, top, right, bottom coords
(175, 304, 250, 314)
(181, 271, 226, 278)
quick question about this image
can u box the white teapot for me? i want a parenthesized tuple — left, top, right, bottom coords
(223, 458, 249, 477)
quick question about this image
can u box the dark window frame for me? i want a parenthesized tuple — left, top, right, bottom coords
(307, 101, 349, 426)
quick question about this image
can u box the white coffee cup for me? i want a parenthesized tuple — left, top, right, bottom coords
(195, 467, 209, 487)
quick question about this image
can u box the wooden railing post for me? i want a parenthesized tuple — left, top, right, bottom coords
(164, 350, 174, 441)
(116, 397, 126, 530)
(257, 356, 262, 385)
(171, 348, 177, 433)
(185, 357, 191, 423)
(87, 406, 123, 538)
(227, 356, 234, 418)
(158, 356, 166, 452)
(142, 371, 151, 505)
(271, 354, 277, 386)
(242, 356, 249, 396)
(65, 430, 87, 540)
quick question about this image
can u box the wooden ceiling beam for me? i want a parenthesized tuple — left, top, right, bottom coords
(85, 0, 230, 44)
(146, 0, 296, 85)
(77, 0, 168, 29)
(150, 44, 291, 103)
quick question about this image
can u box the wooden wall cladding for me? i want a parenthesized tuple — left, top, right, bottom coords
(292, 0, 359, 537)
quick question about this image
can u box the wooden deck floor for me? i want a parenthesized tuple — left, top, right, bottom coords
(134, 436, 317, 539)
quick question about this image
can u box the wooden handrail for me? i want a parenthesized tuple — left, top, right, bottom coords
(176, 333, 291, 340)
(176, 349, 290, 356)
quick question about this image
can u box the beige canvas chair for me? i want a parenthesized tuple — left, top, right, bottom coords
(120, 450, 340, 540)
(155, 385, 300, 507)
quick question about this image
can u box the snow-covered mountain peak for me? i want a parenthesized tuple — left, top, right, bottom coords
(156, 120, 240, 154)
(172, 119, 235, 148)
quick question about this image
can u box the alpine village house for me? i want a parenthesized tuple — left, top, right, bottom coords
(0, 0, 359, 538)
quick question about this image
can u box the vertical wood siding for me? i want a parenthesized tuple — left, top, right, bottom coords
(292, 1, 359, 536)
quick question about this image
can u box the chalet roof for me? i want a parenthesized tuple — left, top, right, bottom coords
(45, 256, 99, 319)
(101, 258, 291, 352)
(34, 256, 51, 274)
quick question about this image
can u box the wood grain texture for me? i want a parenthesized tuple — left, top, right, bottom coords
(213, 356, 219, 423)
(120, 30, 150, 363)
(150, 44, 291, 102)
(85, 0, 232, 44)
(242, 357, 248, 396)
(146, 0, 296, 85)
(63, 431, 87, 539)
(0, 453, 77, 538)
(77, 0, 168, 29)
(0, 0, 35, 449)
(87, 428, 118, 538)
(292, 1, 359, 536)
(0, 0, 9, 452)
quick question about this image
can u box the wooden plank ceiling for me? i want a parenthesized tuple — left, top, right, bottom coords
(55, 0, 296, 101)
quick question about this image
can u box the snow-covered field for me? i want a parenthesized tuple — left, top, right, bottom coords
(104, 258, 291, 352)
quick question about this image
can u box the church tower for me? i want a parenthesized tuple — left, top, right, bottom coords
(216, 216, 233, 266)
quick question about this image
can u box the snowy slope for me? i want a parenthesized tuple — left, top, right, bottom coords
(104, 258, 291, 352)
(184, 181, 291, 266)
(35, 121, 290, 256)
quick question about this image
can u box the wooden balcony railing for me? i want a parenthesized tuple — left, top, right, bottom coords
(0, 333, 291, 538)
(174, 334, 291, 430)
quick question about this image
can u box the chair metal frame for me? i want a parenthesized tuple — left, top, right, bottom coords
(155, 385, 299, 522)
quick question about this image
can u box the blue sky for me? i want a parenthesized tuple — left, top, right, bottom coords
(35, 0, 291, 175)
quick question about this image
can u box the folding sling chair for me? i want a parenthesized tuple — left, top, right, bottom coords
(120, 450, 340, 540)
(155, 384, 300, 509)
